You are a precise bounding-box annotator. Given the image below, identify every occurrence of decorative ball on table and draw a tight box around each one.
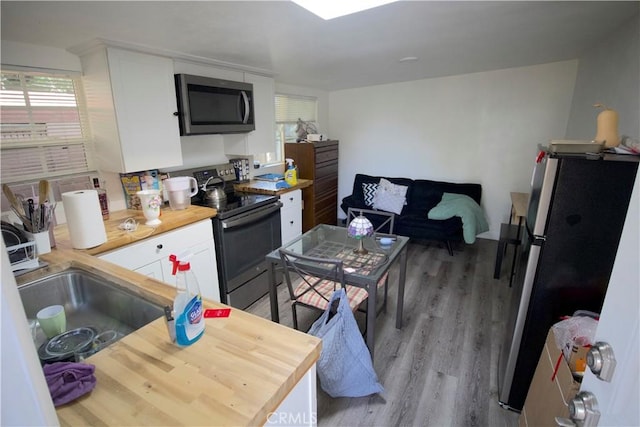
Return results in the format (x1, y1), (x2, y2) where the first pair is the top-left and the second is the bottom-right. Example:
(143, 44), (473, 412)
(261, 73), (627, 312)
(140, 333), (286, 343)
(347, 214), (374, 255)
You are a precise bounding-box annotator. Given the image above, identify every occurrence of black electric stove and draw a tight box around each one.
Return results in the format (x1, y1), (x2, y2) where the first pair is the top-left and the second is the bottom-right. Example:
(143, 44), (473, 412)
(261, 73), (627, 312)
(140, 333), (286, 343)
(193, 191), (278, 219)
(186, 165), (279, 219)
(167, 164), (282, 309)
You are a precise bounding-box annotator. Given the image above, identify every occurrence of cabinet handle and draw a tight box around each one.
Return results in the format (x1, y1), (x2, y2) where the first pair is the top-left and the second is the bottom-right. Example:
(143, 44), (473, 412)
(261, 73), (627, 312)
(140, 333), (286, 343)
(173, 112), (179, 116)
(289, 197), (294, 201)
(156, 244), (163, 249)
(290, 221), (294, 225)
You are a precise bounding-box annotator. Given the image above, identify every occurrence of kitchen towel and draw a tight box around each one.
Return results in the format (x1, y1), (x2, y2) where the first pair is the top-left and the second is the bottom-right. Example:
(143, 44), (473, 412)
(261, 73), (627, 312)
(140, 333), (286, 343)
(62, 190), (107, 249)
(44, 362), (96, 406)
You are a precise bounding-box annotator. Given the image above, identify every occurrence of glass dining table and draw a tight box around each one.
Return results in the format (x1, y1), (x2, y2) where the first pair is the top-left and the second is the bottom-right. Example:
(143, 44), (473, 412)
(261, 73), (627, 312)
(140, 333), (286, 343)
(266, 223), (409, 360)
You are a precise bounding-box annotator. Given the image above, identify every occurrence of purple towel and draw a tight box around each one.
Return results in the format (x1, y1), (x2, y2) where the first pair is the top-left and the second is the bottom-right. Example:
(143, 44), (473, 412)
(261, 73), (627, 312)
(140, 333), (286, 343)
(43, 362), (96, 406)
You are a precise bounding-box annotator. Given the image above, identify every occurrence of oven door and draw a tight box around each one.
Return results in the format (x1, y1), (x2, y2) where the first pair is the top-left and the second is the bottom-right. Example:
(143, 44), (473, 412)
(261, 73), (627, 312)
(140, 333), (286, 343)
(214, 202), (282, 305)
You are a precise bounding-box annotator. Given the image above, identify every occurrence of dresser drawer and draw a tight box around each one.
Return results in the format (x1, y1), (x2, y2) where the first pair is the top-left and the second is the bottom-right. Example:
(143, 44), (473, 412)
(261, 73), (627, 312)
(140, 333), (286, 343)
(315, 161), (338, 179)
(315, 147), (338, 164)
(315, 204), (337, 226)
(314, 175), (338, 198)
(314, 190), (337, 212)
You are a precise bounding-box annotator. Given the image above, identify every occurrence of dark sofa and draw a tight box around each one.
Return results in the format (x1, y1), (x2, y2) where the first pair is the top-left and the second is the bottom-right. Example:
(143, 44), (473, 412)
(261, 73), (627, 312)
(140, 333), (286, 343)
(340, 174), (483, 255)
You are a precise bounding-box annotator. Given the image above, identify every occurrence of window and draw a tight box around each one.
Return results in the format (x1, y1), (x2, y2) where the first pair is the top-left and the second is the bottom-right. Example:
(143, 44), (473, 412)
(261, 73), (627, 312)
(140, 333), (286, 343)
(0, 69), (94, 184)
(275, 94), (317, 149)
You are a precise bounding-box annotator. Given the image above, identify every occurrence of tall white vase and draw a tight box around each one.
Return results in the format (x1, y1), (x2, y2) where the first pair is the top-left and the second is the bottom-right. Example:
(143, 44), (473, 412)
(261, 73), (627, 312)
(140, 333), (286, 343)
(137, 189), (162, 227)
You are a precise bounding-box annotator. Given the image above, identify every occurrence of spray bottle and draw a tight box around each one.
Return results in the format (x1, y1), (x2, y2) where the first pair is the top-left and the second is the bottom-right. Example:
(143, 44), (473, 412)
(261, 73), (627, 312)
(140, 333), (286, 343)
(284, 158), (298, 186)
(169, 252), (205, 346)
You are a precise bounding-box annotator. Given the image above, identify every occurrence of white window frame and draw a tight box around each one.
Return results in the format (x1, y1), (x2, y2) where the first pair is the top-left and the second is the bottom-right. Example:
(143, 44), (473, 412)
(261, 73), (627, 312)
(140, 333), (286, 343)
(1, 68), (95, 185)
(275, 93), (318, 148)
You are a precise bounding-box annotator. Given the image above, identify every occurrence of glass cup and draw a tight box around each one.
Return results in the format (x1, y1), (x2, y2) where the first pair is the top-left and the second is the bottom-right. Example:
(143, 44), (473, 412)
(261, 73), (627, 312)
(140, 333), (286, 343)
(36, 305), (66, 339)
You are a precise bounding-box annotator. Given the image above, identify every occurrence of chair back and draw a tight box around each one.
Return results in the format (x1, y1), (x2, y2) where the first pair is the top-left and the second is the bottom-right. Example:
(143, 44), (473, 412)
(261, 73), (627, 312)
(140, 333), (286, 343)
(279, 248), (346, 305)
(347, 208), (395, 235)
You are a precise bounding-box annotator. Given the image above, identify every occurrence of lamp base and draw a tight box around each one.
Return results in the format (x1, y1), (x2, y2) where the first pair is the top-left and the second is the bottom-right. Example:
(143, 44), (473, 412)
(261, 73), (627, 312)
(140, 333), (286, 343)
(353, 239), (368, 255)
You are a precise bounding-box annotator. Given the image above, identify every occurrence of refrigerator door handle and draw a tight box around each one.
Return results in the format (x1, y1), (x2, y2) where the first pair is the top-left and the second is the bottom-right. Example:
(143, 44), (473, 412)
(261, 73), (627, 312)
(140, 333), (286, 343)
(499, 243), (542, 405)
(533, 157), (558, 236)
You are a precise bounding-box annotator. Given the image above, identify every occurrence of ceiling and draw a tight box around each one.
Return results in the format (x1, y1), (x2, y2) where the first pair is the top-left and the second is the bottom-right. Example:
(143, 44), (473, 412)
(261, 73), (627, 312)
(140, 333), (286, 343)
(1, 1), (638, 91)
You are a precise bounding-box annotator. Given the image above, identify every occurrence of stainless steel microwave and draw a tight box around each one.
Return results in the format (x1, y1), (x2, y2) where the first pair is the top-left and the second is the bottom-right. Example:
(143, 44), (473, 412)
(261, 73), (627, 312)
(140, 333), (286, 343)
(174, 74), (255, 135)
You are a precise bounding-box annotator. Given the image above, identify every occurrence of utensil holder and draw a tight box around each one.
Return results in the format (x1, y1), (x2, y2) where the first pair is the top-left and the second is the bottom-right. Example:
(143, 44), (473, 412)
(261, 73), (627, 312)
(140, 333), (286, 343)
(24, 230), (51, 255)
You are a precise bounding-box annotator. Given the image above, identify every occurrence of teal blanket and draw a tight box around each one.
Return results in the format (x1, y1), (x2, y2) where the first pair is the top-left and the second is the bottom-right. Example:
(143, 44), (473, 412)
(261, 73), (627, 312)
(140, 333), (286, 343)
(427, 193), (489, 244)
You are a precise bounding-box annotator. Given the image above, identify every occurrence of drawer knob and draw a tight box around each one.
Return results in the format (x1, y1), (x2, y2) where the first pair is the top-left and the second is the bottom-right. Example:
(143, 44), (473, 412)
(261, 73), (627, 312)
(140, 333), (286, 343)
(290, 221), (294, 224)
(156, 244), (163, 250)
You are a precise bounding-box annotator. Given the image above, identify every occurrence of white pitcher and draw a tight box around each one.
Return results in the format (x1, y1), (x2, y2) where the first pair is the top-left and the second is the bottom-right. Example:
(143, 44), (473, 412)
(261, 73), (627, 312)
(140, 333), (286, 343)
(164, 176), (198, 210)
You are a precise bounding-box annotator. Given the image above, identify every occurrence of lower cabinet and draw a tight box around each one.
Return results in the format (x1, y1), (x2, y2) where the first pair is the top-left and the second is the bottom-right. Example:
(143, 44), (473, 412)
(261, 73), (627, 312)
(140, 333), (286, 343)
(266, 364), (317, 427)
(280, 189), (302, 245)
(99, 219), (220, 302)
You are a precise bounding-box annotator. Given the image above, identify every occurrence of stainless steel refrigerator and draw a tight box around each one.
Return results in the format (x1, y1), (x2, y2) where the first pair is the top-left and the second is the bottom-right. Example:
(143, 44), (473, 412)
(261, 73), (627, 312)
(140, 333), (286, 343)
(498, 151), (639, 411)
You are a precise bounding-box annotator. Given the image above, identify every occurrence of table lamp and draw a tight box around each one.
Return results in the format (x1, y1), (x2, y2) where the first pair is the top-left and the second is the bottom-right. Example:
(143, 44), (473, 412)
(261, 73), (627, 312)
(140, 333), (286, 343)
(347, 213), (374, 254)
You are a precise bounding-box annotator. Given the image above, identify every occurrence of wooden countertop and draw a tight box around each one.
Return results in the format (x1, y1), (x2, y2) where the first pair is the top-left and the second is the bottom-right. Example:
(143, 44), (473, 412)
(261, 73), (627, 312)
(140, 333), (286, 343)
(53, 205), (217, 255)
(234, 179), (313, 196)
(22, 210), (321, 426)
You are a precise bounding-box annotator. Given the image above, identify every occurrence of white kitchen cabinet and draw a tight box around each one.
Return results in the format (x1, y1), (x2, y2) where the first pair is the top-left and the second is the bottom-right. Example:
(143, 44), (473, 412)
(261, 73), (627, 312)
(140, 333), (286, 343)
(266, 364), (317, 427)
(280, 189), (302, 245)
(99, 220), (220, 302)
(243, 73), (276, 159)
(80, 46), (183, 173)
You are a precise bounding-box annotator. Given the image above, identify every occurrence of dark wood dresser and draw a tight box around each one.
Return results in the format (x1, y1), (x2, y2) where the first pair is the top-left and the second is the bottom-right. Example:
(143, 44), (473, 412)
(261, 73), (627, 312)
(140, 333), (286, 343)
(285, 140), (339, 231)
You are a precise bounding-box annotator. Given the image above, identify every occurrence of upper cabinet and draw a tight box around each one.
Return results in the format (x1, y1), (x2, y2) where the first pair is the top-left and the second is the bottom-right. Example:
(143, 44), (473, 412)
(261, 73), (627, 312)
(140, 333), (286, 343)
(243, 73), (276, 161)
(80, 47), (183, 173)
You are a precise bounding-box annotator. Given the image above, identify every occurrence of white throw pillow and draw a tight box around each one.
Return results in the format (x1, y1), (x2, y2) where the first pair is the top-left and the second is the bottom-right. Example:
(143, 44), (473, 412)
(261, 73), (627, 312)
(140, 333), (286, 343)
(372, 179), (408, 214)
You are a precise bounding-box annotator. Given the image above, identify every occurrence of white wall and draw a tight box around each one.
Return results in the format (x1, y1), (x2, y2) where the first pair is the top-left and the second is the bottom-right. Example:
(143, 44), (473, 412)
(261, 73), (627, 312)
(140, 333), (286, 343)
(566, 14), (639, 140)
(328, 60), (579, 239)
(1, 40), (82, 72)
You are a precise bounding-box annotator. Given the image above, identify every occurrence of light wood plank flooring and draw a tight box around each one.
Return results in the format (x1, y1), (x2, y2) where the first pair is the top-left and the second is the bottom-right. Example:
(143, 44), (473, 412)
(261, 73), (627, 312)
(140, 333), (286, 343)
(246, 238), (520, 427)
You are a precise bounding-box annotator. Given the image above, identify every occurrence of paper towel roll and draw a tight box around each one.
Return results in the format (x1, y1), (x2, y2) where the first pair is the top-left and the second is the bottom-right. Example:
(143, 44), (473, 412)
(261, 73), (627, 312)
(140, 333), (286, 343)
(62, 190), (107, 249)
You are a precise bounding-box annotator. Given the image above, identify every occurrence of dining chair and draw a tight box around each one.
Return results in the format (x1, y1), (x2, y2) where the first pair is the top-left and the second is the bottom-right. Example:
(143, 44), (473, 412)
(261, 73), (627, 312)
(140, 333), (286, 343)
(347, 208), (395, 235)
(347, 208), (395, 312)
(279, 248), (369, 331)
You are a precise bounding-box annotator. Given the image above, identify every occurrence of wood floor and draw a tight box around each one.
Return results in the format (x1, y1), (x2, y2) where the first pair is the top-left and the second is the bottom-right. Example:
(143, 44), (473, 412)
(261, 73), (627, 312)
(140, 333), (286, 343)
(246, 238), (521, 427)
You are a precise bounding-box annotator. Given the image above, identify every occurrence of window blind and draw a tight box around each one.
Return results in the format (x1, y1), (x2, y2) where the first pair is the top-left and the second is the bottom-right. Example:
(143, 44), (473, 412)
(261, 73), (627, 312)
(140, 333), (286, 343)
(0, 70), (94, 183)
(275, 94), (317, 123)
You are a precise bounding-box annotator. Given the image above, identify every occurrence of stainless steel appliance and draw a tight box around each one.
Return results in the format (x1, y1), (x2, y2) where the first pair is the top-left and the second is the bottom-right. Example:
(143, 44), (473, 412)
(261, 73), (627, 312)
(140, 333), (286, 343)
(170, 163), (281, 310)
(174, 74), (255, 135)
(498, 151), (639, 411)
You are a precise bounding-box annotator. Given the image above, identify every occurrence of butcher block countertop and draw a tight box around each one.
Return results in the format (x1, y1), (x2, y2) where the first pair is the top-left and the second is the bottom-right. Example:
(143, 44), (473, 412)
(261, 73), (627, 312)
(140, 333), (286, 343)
(234, 179), (313, 196)
(53, 205), (218, 255)
(19, 208), (321, 426)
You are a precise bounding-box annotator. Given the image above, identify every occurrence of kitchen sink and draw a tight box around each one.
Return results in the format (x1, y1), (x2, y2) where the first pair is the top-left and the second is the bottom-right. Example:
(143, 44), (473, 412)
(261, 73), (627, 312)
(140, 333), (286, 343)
(19, 268), (165, 362)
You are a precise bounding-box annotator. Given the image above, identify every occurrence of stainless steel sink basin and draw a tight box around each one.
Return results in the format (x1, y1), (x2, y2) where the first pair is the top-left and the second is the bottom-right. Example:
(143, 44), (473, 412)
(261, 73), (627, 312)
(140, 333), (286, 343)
(19, 268), (165, 361)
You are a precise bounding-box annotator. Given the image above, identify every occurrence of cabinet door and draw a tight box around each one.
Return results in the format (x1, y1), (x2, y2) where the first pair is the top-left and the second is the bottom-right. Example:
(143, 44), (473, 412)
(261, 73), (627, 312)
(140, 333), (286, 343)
(280, 190), (302, 245)
(99, 220), (220, 302)
(107, 48), (182, 172)
(160, 239), (220, 302)
(134, 260), (165, 281)
(244, 73), (276, 159)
